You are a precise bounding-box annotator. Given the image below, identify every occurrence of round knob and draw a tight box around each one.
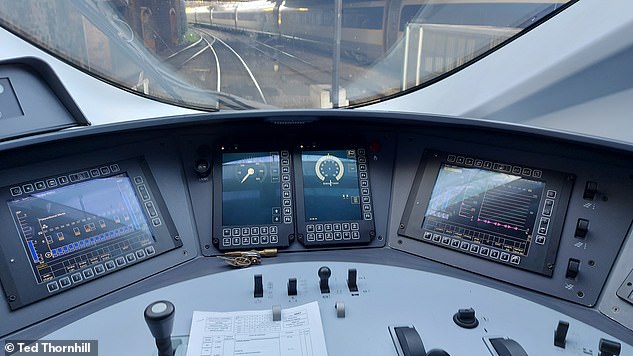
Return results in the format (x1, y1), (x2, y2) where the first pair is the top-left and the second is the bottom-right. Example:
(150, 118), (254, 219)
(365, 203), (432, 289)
(427, 349), (450, 356)
(144, 300), (175, 340)
(453, 308), (479, 329)
(194, 159), (211, 178)
(318, 266), (331, 279)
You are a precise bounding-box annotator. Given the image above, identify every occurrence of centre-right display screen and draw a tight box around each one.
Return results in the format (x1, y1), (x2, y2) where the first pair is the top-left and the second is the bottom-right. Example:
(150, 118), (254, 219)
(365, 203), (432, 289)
(423, 164), (544, 257)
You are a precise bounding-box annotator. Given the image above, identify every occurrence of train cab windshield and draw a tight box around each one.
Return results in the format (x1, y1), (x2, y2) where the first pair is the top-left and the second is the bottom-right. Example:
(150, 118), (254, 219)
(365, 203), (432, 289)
(0, 0), (571, 110)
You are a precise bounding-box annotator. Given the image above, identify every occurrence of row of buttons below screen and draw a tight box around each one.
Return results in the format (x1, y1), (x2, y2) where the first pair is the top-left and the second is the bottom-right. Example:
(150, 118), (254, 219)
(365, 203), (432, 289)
(45, 245), (156, 293)
(223, 235), (278, 246)
(307, 222), (360, 232)
(306, 231), (360, 241)
(223, 226), (279, 237)
(10, 164), (120, 196)
(423, 232), (521, 265)
(447, 155), (542, 179)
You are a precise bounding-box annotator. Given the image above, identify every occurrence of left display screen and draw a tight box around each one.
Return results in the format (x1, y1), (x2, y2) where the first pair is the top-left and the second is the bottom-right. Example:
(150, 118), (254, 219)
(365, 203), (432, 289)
(7, 175), (153, 284)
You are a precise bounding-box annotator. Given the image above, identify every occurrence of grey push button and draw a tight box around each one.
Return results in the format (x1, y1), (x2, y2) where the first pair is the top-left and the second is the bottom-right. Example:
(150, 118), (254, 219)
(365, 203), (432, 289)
(59, 277), (71, 288)
(46, 281), (60, 292)
(71, 273), (83, 283)
(115, 256), (126, 266)
(105, 260), (116, 270)
(83, 268), (95, 279)
(145, 201), (158, 217)
(94, 264), (106, 274)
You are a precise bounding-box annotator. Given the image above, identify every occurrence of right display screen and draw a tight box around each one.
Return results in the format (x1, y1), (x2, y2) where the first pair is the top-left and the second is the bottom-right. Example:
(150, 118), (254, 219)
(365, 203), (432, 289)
(302, 150), (362, 222)
(424, 164), (544, 256)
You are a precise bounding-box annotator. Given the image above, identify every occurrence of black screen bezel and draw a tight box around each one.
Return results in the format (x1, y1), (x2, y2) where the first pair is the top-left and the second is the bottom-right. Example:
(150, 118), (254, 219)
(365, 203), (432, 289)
(0, 158), (181, 310)
(398, 150), (574, 276)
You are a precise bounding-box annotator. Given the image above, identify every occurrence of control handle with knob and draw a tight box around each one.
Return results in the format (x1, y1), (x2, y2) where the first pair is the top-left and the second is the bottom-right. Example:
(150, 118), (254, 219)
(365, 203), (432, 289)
(144, 300), (176, 356)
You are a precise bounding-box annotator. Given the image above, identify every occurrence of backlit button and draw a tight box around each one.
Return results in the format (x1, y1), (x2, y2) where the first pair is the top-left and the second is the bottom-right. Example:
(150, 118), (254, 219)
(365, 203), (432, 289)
(441, 236), (450, 244)
(126, 253), (136, 262)
(451, 239), (460, 248)
(90, 169), (101, 177)
(352, 231), (360, 239)
(270, 235), (278, 243)
(307, 233), (315, 241)
(316, 225), (324, 232)
(35, 181), (46, 190)
(232, 237), (240, 245)
(58, 176), (69, 185)
(83, 269), (94, 278)
(547, 190), (557, 198)
(433, 234), (442, 242)
(533, 170), (542, 178)
(71, 273), (83, 283)
(261, 236), (269, 243)
(59, 277), (71, 288)
(152, 218), (161, 226)
(22, 184), (34, 193)
(223, 228), (231, 237)
(447, 155), (456, 162)
(500, 252), (510, 262)
(242, 228), (250, 236)
(423, 232), (432, 240)
(145, 246), (156, 255)
(474, 160), (483, 167)
(480, 247), (490, 256)
(465, 158), (474, 166)
(270, 226), (278, 234)
(307, 225), (315, 233)
(242, 237), (251, 245)
(47, 281), (60, 292)
(316, 233), (324, 241)
(110, 164), (120, 172)
(10, 186), (22, 196)
(115, 257), (126, 266)
(470, 245), (480, 253)
(325, 232), (333, 240)
(325, 224), (332, 231)
(284, 216), (292, 223)
(223, 238), (231, 246)
(535, 235), (546, 244)
(351, 223), (359, 230)
(105, 260), (116, 270)
(510, 255), (521, 265)
(342, 223), (350, 231)
(135, 250), (146, 259)
(343, 232), (351, 240)
(460, 242), (470, 250)
(251, 236), (260, 244)
(251, 227), (260, 235)
(334, 232), (342, 240)
(94, 264), (105, 274)
(489, 250), (500, 259)
(100, 167), (111, 175)
(522, 168), (532, 176)
(46, 178), (58, 187)
(261, 227), (269, 234)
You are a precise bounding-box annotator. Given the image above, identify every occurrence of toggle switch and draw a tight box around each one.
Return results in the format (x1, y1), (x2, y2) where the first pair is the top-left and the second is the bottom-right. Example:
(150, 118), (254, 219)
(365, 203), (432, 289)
(288, 278), (297, 296)
(575, 219), (589, 238)
(554, 320), (569, 348)
(583, 181), (598, 200)
(599, 338), (621, 356)
(319, 266), (331, 294)
(565, 259), (580, 279)
(254, 274), (263, 298)
(347, 268), (358, 292)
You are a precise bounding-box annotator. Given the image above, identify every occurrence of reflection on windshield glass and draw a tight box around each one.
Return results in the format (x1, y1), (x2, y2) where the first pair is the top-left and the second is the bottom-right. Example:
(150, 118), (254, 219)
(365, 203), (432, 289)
(0, 0), (569, 110)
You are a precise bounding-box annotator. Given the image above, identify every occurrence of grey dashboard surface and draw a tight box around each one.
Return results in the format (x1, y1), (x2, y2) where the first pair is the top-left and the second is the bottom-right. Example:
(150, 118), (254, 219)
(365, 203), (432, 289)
(0, 111), (632, 354)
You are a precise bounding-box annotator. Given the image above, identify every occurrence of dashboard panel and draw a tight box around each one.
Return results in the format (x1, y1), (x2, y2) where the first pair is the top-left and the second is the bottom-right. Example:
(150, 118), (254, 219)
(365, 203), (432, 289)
(0, 111), (632, 355)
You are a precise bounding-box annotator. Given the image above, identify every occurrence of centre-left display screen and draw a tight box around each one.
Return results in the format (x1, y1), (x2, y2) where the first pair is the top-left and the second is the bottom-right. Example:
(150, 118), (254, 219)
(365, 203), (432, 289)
(7, 175), (153, 285)
(222, 152), (282, 225)
(214, 150), (294, 251)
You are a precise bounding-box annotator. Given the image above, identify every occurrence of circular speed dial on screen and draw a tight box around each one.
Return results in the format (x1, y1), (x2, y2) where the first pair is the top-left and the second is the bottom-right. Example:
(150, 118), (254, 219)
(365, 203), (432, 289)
(236, 159), (267, 184)
(315, 154), (345, 186)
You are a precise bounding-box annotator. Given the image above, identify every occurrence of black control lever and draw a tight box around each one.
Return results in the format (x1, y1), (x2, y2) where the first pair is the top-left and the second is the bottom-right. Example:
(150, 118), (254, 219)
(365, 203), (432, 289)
(319, 266), (331, 294)
(394, 326), (426, 356)
(144, 300), (176, 356)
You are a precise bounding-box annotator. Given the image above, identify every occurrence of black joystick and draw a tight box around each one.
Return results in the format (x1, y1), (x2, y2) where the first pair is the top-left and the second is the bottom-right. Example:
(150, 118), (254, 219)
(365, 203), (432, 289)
(144, 300), (176, 356)
(319, 266), (331, 294)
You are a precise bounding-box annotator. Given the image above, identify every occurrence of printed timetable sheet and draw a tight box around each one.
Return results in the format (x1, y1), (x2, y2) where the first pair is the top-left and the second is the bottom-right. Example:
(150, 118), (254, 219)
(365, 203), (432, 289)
(185, 301), (328, 356)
